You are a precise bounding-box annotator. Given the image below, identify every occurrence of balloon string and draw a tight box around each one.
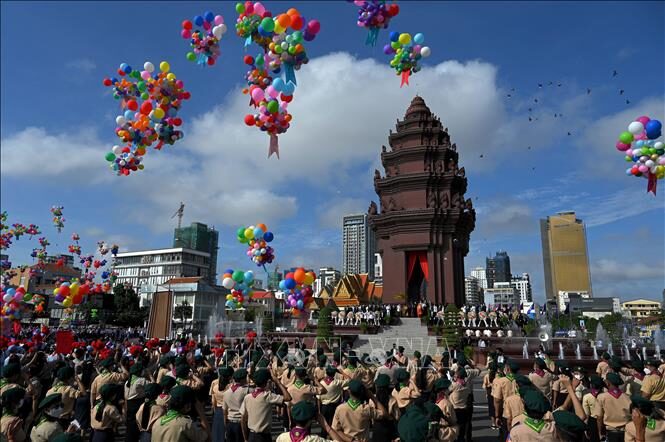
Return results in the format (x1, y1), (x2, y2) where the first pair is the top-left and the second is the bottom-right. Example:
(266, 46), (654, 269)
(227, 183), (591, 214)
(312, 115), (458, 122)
(268, 134), (280, 159)
(366, 28), (379, 46)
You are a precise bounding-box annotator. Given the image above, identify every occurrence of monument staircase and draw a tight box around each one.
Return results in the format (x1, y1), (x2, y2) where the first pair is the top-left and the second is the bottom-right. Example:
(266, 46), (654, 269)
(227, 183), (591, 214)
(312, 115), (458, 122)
(352, 317), (447, 357)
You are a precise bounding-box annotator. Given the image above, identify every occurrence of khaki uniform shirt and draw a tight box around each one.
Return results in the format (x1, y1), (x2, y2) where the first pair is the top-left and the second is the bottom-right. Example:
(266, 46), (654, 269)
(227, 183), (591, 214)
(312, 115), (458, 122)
(90, 371), (128, 402)
(46, 382), (81, 417)
(592, 391), (631, 429)
(135, 402), (166, 432)
(582, 392), (599, 417)
(492, 376), (517, 402)
(287, 382), (319, 405)
(503, 394), (525, 426)
(156, 367), (171, 384)
(0, 415), (26, 442)
(209, 379), (226, 408)
(391, 385), (421, 409)
(508, 419), (556, 442)
(641, 373), (665, 401)
(625, 373), (644, 398)
(312, 367), (327, 383)
(90, 403), (123, 430)
(151, 413), (206, 442)
(529, 371), (556, 401)
(176, 376), (204, 391)
(30, 419), (63, 442)
(624, 410), (665, 442)
(239, 390), (284, 433)
(449, 380), (472, 409)
(332, 401), (381, 442)
(223, 384), (251, 422)
(436, 397), (459, 442)
(596, 361), (610, 379)
(280, 369), (295, 387)
(319, 378), (346, 405)
(125, 376), (148, 400)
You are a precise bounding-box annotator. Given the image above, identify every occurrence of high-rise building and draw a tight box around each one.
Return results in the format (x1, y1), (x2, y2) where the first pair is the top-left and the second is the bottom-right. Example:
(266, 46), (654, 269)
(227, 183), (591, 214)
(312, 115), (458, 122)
(486, 251), (511, 288)
(373, 253), (383, 284)
(510, 273), (533, 304)
(470, 267), (487, 290)
(313, 267), (341, 296)
(115, 247), (212, 307)
(464, 276), (480, 305)
(342, 214), (375, 278)
(173, 222), (219, 284)
(484, 282), (520, 308)
(540, 212), (592, 301)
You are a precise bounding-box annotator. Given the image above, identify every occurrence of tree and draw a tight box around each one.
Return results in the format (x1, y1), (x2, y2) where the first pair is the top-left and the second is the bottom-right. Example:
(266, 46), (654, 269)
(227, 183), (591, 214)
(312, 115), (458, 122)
(441, 305), (460, 349)
(317, 306), (334, 339)
(109, 284), (146, 327)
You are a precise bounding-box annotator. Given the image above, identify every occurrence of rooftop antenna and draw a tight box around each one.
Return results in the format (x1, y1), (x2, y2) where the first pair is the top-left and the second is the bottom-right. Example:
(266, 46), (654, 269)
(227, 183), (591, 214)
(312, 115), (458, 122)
(171, 202), (185, 229)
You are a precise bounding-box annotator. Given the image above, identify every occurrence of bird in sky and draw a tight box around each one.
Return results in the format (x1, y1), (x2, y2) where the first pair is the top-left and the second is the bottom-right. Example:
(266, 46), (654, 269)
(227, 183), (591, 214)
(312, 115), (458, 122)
(619, 89), (624, 95)
(529, 116), (533, 122)
(479, 154), (484, 158)
(626, 99), (631, 105)
(567, 131), (572, 136)
(528, 107), (533, 112)
(534, 98), (539, 103)
(507, 94), (512, 98)
(587, 88), (592, 94)
(557, 83), (562, 87)
(538, 83), (543, 88)
(612, 69), (618, 77)
(527, 146), (532, 150)
(548, 81), (553, 86)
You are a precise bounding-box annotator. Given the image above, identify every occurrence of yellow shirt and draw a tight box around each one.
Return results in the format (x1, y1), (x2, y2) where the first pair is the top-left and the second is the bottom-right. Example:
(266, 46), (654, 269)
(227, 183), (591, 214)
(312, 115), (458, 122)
(641, 373), (665, 401)
(592, 391), (631, 429)
(46, 382), (81, 417)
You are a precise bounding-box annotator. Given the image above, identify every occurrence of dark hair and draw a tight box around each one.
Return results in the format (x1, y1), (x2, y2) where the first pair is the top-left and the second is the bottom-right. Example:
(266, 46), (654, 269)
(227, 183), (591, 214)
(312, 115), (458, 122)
(140, 389), (161, 429)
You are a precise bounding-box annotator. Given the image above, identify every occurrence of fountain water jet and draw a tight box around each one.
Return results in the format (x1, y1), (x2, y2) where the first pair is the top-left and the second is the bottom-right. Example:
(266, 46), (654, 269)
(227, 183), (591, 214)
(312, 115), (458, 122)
(523, 340), (529, 359)
(592, 342), (598, 360)
(559, 342), (565, 360)
(595, 323), (608, 349)
(608, 342), (614, 357)
(642, 347), (647, 361)
(575, 343), (581, 360)
(623, 344), (630, 361)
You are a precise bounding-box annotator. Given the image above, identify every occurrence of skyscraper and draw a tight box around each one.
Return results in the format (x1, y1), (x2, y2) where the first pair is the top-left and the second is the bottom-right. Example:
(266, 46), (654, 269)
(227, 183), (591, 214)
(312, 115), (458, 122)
(540, 211), (592, 301)
(342, 214), (375, 278)
(470, 267), (488, 290)
(511, 273), (533, 304)
(464, 276), (480, 305)
(486, 251), (511, 288)
(173, 222), (219, 284)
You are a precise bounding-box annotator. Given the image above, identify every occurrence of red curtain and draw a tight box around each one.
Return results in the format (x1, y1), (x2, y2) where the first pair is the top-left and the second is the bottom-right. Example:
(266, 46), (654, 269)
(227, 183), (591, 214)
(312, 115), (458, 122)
(407, 251), (429, 282)
(407, 252), (419, 281)
(418, 252), (429, 281)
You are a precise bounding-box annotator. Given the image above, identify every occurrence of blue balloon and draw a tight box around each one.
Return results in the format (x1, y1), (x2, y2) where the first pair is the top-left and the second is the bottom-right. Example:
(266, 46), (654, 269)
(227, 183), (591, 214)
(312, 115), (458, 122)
(194, 15), (204, 26)
(283, 82), (295, 95)
(635, 140), (644, 147)
(272, 78), (285, 91)
(124, 110), (133, 120)
(285, 278), (296, 290)
(279, 280), (286, 290)
(413, 33), (425, 45)
(647, 129), (662, 140)
(390, 31), (399, 42)
(204, 11), (214, 22)
(263, 232), (274, 242)
(244, 271), (254, 283)
(225, 268), (234, 275)
(110, 77), (119, 84)
(253, 227), (264, 238)
(7, 288), (16, 296)
(646, 119), (662, 133)
(119, 63), (128, 72)
(123, 65), (132, 74)
(297, 300), (304, 309)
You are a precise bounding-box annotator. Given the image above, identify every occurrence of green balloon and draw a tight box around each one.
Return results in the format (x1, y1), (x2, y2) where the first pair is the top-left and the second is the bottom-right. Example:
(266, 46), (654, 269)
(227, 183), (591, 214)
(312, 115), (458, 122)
(141, 92), (149, 100)
(235, 2), (245, 14)
(232, 270), (245, 283)
(137, 81), (146, 91)
(105, 152), (116, 162)
(186, 52), (196, 61)
(267, 100), (279, 114)
(260, 17), (275, 32)
(292, 31), (303, 43)
(619, 131), (634, 144)
(237, 227), (246, 236)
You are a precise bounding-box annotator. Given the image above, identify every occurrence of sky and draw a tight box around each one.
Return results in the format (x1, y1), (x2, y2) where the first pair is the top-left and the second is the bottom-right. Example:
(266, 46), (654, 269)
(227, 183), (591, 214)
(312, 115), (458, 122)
(1, 1), (664, 303)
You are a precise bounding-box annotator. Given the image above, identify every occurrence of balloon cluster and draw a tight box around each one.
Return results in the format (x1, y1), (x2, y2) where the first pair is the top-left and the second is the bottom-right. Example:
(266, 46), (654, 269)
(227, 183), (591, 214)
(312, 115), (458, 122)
(1, 213), (41, 249)
(235, 1), (273, 49)
(352, 0), (400, 46)
(616, 116), (664, 194)
(237, 223), (275, 267)
(221, 269), (256, 309)
(67, 235), (118, 289)
(279, 267), (315, 315)
(102, 61), (191, 176)
(384, 31), (431, 87)
(182, 12), (227, 66)
(53, 279), (91, 308)
(50, 206), (65, 232)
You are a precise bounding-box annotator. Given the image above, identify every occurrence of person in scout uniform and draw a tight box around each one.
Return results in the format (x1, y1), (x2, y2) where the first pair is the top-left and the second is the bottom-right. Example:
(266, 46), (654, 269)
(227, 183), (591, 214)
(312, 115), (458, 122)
(530, 358), (557, 402)
(373, 352), (396, 387)
(449, 365), (479, 442)
(503, 375), (534, 427)
(641, 359), (665, 409)
(225, 368), (251, 442)
(135, 383), (164, 442)
(210, 366), (233, 442)
(1, 387), (27, 442)
(151, 385), (207, 442)
(394, 346), (407, 367)
(582, 374), (604, 442)
(625, 394), (665, 442)
(89, 358), (128, 406)
(341, 354), (368, 388)
(592, 372), (631, 442)
(507, 389), (555, 442)
(391, 368), (421, 414)
(0, 363), (22, 395)
(46, 366), (85, 420)
(288, 366), (326, 407)
(371, 373), (398, 441)
(281, 364), (297, 387)
(124, 363), (148, 442)
(597, 352), (611, 379)
(319, 366), (348, 438)
(332, 379), (387, 442)
(407, 351), (421, 378)
(156, 355), (175, 384)
(30, 393), (66, 442)
(175, 363), (204, 390)
(551, 410), (589, 442)
(90, 384), (123, 442)
(433, 378), (458, 442)
(552, 360), (573, 409)
(607, 358), (632, 393)
(396, 399), (441, 442)
(625, 359), (646, 398)
(493, 359), (519, 439)
(313, 355), (328, 383)
(157, 375), (177, 409)
(240, 368), (292, 442)
(276, 401), (352, 442)
(483, 361), (498, 428)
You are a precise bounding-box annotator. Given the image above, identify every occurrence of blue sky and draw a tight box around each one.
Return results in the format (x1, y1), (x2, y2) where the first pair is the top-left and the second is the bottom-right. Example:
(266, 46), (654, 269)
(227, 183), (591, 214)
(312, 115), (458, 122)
(2, 1), (664, 302)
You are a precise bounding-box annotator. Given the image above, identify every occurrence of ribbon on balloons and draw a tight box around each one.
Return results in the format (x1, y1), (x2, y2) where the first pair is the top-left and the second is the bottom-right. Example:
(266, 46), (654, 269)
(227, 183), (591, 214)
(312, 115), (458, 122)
(269, 134), (280, 159)
(401, 71), (410, 87)
(648, 173), (657, 195)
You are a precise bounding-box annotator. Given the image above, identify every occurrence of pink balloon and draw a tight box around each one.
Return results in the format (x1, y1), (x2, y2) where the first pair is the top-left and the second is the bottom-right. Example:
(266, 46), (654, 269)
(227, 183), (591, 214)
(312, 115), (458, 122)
(636, 133), (648, 140)
(254, 2), (265, 16)
(307, 19), (321, 34)
(638, 165), (649, 173)
(616, 142), (631, 151)
(245, 3), (254, 14)
(141, 71), (151, 80)
(203, 21), (211, 31)
(181, 29), (191, 39)
(266, 85), (278, 98)
(626, 149), (634, 156)
(658, 157), (665, 165)
(636, 116), (651, 125)
(251, 88), (264, 102)
(214, 15), (224, 25)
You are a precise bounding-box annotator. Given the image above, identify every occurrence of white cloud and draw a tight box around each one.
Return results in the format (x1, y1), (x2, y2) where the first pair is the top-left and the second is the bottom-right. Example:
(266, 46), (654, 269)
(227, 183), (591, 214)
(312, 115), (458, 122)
(474, 201), (536, 237)
(592, 258), (664, 282)
(65, 59), (96, 73)
(317, 198), (367, 229)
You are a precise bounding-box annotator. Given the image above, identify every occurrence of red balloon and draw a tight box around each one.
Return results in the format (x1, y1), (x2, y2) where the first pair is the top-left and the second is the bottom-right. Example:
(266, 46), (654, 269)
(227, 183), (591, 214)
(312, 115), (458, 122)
(127, 100), (138, 111)
(182, 20), (193, 30)
(140, 101), (152, 115)
(244, 55), (255, 65)
(59, 286), (70, 297)
(207, 57), (215, 66)
(103, 78), (112, 86)
(244, 115), (256, 126)
(281, 94), (293, 103)
(291, 15), (304, 30)
(173, 118), (183, 126)
(388, 4), (400, 16)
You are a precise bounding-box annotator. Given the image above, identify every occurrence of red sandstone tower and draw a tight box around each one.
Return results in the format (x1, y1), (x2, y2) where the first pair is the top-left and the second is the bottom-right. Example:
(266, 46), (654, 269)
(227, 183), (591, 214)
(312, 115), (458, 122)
(368, 96), (475, 307)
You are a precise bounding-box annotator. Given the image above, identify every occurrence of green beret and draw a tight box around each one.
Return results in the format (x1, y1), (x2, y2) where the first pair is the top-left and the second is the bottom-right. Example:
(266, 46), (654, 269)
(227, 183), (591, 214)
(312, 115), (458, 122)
(522, 389), (551, 414)
(375, 374), (391, 388)
(601, 352), (610, 360)
(347, 355), (358, 365)
(99, 384), (118, 401)
(413, 351), (421, 359)
(515, 374), (532, 388)
(1, 363), (20, 378)
(631, 360), (644, 371)
(434, 378), (451, 392)
(175, 365), (190, 379)
(256, 359), (269, 369)
(348, 379), (365, 396)
(572, 366), (586, 374)
(1, 387), (25, 405)
(508, 360), (521, 373)
(159, 376), (177, 390)
(252, 369), (270, 385)
(169, 385), (194, 408)
(159, 355), (173, 367)
(130, 363), (144, 376)
(144, 383), (162, 400)
(589, 375), (604, 390)
(291, 401), (316, 423)
(553, 410), (587, 433)
(630, 394), (654, 415)
(535, 359), (547, 369)
(609, 360), (622, 371)
(646, 359), (660, 367)
(457, 367), (468, 378)
(325, 366), (338, 377)
(218, 367), (234, 378)
(395, 368), (410, 382)
(57, 366), (75, 381)
(488, 362), (497, 371)
(606, 372), (624, 386)
(52, 434), (83, 442)
(295, 367), (307, 377)
(385, 351), (394, 360)
(398, 405), (429, 442)
(233, 368), (248, 381)
(99, 358), (115, 369)
(38, 393), (62, 410)
(497, 362), (505, 370)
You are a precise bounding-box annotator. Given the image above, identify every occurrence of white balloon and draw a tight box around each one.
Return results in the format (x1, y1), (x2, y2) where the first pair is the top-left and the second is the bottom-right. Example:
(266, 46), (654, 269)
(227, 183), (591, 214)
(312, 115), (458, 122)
(220, 23), (227, 34)
(655, 141), (664, 149)
(420, 46), (431, 58)
(115, 116), (126, 126)
(628, 121), (644, 135)
(144, 62), (154, 73)
(222, 277), (235, 289)
(213, 26), (223, 39)
(112, 145), (122, 155)
(645, 160), (655, 168)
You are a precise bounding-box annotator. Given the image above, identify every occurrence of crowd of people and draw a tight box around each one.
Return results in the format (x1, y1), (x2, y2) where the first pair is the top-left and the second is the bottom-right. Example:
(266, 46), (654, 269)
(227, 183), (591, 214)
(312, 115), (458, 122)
(1, 328), (664, 442)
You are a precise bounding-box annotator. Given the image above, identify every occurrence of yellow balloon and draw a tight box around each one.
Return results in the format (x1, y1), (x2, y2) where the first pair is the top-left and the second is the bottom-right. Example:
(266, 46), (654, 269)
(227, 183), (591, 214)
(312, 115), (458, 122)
(244, 228), (254, 240)
(53, 288), (60, 296)
(63, 298), (73, 308)
(159, 61), (170, 73)
(398, 33), (411, 45)
(138, 164), (145, 170)
(226, 294), (233, 301)
(69, 283), (79, 296)
(303, 273), (314, 285)
(274, 23), (285, 34)
(153, 108), (165, 119)
(166, 73), (176, 81)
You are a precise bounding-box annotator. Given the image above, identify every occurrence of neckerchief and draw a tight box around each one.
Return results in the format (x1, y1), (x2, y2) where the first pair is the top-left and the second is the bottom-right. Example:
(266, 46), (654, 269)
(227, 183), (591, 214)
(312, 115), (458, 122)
(130, 375), (141, 386)
(647, 418), (656, 431)
(52, 381), (65, 391)
(347, 398), (362, 411)
(294, 379), (305, 389)
(436, 392), (447, 403)
(607, 387), (622, 399)
(0, 379), (7, 388)
(346, 365), (356, 372)
(505, 373), (515, 382)
(524, 417), (545, 433)
(590, 388), (600, 397)
(399, 383), (408, 390)
(324, 376), (334, 384)
(456, 378), (466, 386)
(251, 388), (264, 398)
(533, 369), (544, 377)
(289, 425), (310, 442)
(36, 416), (48, 427)
(160, 409), (180, 425)
(230, 383), (241, 393)
(633, 372), (645, 381)
(384, 362), (393, 369)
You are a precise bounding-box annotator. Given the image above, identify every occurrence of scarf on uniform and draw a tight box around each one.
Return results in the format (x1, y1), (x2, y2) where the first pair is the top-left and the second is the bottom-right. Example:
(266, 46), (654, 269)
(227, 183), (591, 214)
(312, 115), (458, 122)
(160, 409), (180, 425)
(231, 383), (241, 392)
(607, 387), (622, 399)
(347, 398), (362, 411)
(324, 376), (334, 384)
(590, 388), (600, 397)
(251, 388), (264, 398)
(505, 373), (515, 382)
(293, 379), (305, 389)
(524, 416), (545, 433)
(633, 372), (645, 381)
(647, 418), (656, 431)
(533, 369), (544, 377)
(289, 426), (310, 442)
(456, 378), (467, 386)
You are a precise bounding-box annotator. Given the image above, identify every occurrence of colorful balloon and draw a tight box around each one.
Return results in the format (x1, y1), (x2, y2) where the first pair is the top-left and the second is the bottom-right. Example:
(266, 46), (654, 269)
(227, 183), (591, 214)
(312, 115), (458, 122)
(617, 116), (664, 194)
(237, 223), (276, 267)
(182, 12), (226, 66)
(384, 31), (431, 87)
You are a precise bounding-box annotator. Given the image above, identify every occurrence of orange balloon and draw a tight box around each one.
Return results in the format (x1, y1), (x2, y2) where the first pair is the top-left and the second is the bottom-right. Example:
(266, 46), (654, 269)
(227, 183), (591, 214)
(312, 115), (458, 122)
(295, 43), (304, 54)
(287, 8), (299, 17)
(293, 268), (306, 284)
(277, 14), (291, 28)
(291, 15), (303, 30)
(257, 223), (268, 231)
